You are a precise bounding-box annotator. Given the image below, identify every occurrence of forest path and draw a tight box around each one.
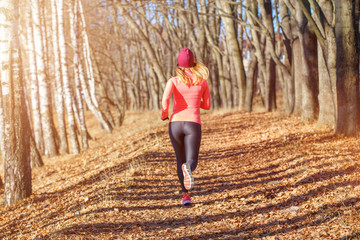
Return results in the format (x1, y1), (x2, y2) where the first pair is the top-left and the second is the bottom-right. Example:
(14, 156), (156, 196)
(0, 110), (359, 239)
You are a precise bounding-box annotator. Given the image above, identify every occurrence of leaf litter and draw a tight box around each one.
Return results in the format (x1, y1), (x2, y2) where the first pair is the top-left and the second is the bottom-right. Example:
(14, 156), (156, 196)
(0, 110), (359, 239)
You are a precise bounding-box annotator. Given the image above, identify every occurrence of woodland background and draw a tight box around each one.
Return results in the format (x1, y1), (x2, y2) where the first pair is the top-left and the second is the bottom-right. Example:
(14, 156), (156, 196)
(0, 0), (359, 237)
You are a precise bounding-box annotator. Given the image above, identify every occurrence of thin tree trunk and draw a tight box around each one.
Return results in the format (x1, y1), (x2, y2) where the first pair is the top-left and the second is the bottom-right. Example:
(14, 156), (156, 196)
(217, 0), (246, 109)
(30, 135), (44, 168)
(51, 0), (68, 155)
(203, 0), (222, 108)
(93, 55), (116, 127)
(258, 0), (277, 112)
(77, 0), (112, 133)
(33, 0), (58, 157)
(26, 7), (44, 155)
(70, 0), (88, 149)
(0, 74), (4, 189)
(79, 0), (100, 109)
(115, 4), (166, 90)
(245, 50), (258, 112)
(57, 0), (80, 154)
(78, 54), (113, 133)
(279, 0), (294, 115)
(246, 0), (266, 105)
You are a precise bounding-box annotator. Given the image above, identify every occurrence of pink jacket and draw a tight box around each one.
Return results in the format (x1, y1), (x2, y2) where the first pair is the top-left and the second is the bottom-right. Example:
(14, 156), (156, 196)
(161, 74), (211, 124)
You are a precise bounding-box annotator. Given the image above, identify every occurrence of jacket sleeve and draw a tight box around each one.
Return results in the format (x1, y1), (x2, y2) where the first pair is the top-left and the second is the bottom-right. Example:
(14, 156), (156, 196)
(161, 78), (175, 120)
(200, 80), (211, 110)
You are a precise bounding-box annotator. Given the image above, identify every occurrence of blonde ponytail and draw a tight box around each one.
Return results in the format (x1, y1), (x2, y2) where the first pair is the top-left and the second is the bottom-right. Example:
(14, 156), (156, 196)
(176, 61), (209, 86)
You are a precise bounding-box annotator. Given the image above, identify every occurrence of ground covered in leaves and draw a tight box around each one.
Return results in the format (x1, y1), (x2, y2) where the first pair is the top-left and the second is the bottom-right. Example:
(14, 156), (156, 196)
(0, 110), (359, 239)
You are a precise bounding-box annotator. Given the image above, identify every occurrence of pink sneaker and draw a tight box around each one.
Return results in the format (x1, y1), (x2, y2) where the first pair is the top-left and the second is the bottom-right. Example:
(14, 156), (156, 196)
(182, 163), (194, 190)
(182, 193), (191, 205)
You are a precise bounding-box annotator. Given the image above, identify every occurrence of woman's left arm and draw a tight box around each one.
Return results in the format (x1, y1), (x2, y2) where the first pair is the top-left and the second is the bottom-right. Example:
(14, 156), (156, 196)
(200, 80), (211, 110)
(161, 78), (175, 120)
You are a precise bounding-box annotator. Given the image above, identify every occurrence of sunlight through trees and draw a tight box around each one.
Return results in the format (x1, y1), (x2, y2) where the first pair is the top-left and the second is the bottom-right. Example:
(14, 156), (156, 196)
(0, 0), (359, 205)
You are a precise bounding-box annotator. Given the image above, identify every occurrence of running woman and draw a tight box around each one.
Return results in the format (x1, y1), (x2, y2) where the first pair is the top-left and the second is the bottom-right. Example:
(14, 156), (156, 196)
(161, 48), (211, 205)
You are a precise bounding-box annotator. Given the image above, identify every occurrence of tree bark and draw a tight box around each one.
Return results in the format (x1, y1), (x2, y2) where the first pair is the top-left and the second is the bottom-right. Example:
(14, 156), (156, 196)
(51, 0), (68, 155)
(25, 8), (44, 155)
(290, 1), (318, 121)
(1, 0), (32, 205)
(258, 0), (277, 112)
(30, 135), (44, 168)
(278, 0), (294, 114)
(246, 0), (266, 106)
(78, 0), (113, 133)
(245, 49), (258, 112)
(33, 0), (58, 157)
(335, 0), (360, 135)
(216, 0), (246, 109)
(57, 0), (80, 154)
(70, 0), (89, 149)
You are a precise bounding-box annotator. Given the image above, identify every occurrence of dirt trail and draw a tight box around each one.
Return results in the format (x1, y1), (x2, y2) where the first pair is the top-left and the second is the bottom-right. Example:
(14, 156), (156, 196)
(0, 110), (359, 239)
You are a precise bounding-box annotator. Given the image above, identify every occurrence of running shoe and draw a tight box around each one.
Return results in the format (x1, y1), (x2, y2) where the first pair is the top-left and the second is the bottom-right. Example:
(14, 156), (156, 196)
(182, 163), (194, 190)
(182, 193), (191, 205)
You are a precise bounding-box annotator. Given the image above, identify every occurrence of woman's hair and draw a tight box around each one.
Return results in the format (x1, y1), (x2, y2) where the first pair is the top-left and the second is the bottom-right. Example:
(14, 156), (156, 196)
(176, 61), (209, 86)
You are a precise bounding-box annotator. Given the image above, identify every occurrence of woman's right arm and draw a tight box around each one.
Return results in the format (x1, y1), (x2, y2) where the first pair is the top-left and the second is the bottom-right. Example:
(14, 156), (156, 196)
(161, 78), (175, 120)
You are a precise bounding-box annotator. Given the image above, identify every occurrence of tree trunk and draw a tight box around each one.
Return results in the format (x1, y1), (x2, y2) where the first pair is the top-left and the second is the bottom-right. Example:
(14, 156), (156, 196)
(78, 0), (112, 133)
(202, 0), (222, 108)
(79, 0), (101, 109)
(0, 72), (4, 189)
(258, 0), (277, 112)
(217, 0), (247, 109)
(335, 0), (360, 135)
(25, 7), (44, 155)
(245, 50), (258, 112)
(78, 54), (112, 133)
(300, 26), (319, 122)
(70, 0), (89, 149)
(51, 0), (68, 155)
(278, 0), (294, 114)
(30, 135), (44, 168)
(246, 0), (266, 106)
(292, 37), (303, 115)
(298, 0), (337, 126)
(291, 1), (318, 121)
(33, 0), (58, 157)
(57, 0), (80, 154)
(1, 0), (32, 205)
(318, 43), (336, 125)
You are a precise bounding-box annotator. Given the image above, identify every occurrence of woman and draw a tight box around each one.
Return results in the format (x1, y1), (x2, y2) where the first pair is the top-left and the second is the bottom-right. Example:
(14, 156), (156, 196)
(161, 48), (211, 205)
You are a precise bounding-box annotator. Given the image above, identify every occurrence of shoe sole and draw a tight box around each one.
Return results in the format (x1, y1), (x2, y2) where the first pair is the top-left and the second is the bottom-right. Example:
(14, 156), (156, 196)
(182, 200), (191, 205)
(182, 163), (194, 190)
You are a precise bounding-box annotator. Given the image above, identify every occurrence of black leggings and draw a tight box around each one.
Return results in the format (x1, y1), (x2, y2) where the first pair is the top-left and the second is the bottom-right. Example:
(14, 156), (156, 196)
(169, 121), (201, 192)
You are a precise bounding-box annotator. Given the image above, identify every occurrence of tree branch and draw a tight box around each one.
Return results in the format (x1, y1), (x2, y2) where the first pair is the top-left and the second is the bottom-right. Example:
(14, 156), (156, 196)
(297, 0), (326, 49)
